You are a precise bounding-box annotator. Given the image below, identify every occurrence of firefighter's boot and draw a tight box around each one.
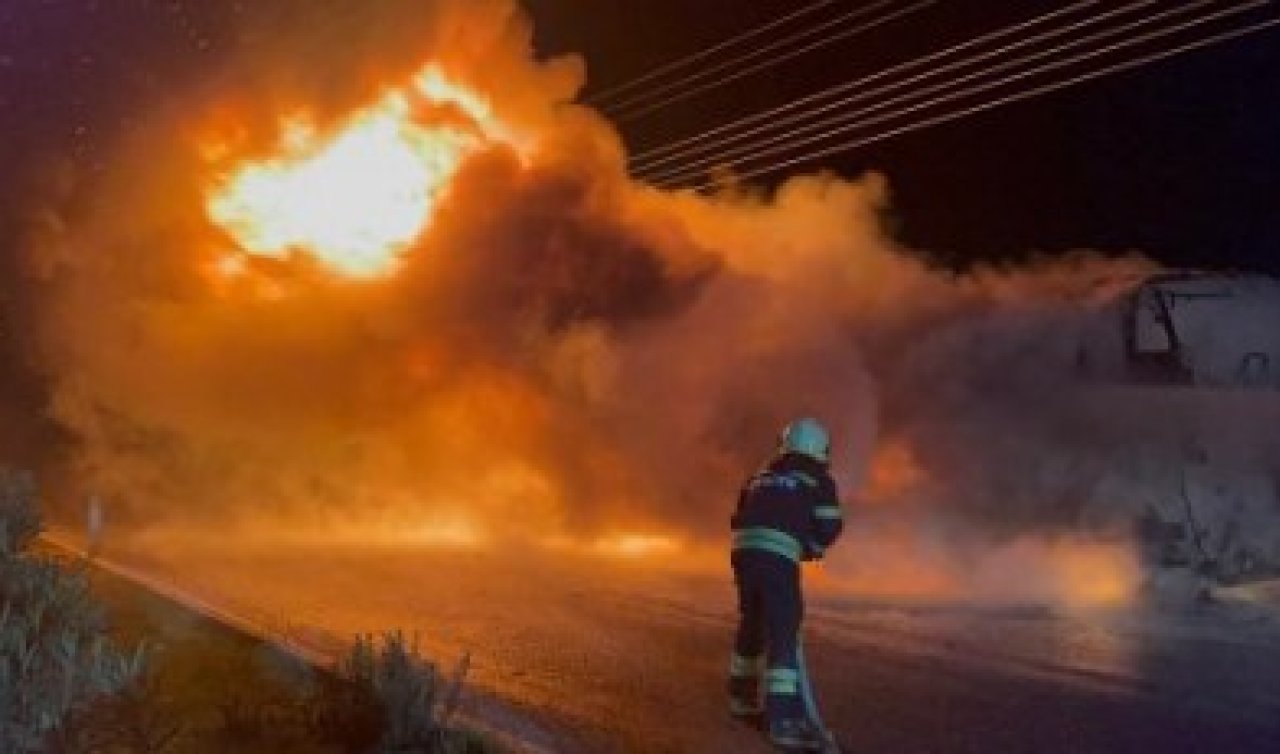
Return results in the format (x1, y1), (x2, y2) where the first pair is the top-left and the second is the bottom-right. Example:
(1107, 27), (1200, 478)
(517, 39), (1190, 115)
(768, 717), (826, 752)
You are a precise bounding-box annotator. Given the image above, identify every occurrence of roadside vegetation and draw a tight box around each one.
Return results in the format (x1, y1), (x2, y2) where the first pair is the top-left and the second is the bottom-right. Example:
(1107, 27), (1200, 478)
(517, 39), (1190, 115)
(0, 471), (147, 752)
(1, 470), (500, 753)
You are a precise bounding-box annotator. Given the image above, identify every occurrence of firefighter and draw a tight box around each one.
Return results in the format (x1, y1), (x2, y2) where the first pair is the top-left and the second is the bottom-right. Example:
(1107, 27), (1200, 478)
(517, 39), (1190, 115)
(728, 417), (844, 751)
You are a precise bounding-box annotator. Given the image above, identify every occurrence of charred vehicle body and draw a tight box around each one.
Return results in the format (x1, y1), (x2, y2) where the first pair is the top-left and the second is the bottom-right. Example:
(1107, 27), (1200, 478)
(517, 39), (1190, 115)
(1078, 272), (1280, 585)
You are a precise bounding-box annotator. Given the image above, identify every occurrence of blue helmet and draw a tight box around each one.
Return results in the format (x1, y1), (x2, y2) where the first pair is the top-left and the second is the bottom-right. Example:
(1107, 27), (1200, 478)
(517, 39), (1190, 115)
(779, 418), (830, 464)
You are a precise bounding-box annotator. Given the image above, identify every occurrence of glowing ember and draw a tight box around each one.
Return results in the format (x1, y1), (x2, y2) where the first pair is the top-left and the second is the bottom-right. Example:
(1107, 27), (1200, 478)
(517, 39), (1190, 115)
(206, 65), (512, 278)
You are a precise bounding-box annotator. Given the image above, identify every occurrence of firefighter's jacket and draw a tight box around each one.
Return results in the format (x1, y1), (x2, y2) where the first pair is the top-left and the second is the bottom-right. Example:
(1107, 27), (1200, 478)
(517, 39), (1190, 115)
(731, 453), (843, 563)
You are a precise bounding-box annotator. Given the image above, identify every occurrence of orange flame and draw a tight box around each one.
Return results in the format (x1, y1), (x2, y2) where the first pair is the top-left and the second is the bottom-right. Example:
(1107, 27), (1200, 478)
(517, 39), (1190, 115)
(205, 64), (518, 278)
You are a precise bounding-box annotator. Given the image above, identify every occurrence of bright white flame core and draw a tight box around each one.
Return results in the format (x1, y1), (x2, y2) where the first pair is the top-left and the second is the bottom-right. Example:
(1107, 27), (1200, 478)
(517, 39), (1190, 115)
(207, 65), (510, 278)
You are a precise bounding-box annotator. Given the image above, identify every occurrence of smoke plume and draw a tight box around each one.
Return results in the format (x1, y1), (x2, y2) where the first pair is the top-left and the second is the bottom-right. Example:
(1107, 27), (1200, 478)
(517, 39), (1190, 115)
(14, 0), (1276, 604)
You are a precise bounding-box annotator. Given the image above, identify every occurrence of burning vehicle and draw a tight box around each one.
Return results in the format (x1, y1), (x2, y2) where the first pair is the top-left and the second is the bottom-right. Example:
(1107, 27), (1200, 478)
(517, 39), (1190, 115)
(1078, 272), (1280, 585)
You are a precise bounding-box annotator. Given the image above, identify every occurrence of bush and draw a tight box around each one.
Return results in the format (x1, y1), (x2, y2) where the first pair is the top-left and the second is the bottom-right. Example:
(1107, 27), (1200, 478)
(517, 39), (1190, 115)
(218, 631), (497, 753)
(0, 472), (40, 558)
(312, 631), (492, 754)
(0, 471), (150, 753)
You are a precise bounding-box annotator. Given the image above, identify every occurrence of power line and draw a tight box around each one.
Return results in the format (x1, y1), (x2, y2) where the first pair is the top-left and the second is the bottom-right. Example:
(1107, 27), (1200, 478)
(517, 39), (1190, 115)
(606, 0), (894, 115)
(678, 14), (1279, 191)
(630, 0), (1100, 170)
(611, 0), (935, 123)
(657, 1), (1261, 188)
(604, 0), (897, 115)
(651, 1), (1265, 188)
(632, 0), (1124, 175)
(642, 0), (1182, 184)
(587, 0), (841, 106)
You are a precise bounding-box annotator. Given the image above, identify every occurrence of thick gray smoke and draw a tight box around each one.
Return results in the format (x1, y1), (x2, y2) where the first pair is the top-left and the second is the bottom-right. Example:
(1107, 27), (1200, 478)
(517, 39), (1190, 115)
(9, 0), (1278, 604)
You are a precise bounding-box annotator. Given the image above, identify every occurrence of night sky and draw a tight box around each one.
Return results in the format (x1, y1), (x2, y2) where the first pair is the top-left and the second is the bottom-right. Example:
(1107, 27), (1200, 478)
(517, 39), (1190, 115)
(2, 0), (1277, 272)
(0, 1), (235, 179)
(524, 0), (1280, 272)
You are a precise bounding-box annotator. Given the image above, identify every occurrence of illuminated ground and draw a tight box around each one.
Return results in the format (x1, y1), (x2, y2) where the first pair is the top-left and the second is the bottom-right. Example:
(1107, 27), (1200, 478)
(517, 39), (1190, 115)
(88, 532), (1280, 753)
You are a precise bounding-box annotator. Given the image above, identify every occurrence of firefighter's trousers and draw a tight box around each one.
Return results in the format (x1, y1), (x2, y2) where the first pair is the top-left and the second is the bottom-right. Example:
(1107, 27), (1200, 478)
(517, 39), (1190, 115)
(729, 549), (806, 723)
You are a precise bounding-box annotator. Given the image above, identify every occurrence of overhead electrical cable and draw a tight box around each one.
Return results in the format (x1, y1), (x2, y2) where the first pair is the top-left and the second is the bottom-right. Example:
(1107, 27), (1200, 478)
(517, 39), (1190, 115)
(587, 0), (841, 106)
(649, 1), (1268, 188)
(641, 0), (1184, 184)
(610, 0), (936, 122)
(676, 12), (1278, 190)
(605, 0), (897, 115)
(632, 0), (1134, 175)
(630, 0), (1101, 169)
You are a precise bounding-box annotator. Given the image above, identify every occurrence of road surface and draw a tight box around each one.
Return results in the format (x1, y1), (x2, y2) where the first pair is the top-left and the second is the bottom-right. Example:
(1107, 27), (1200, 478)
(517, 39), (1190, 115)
(89, 531), (1280, 753)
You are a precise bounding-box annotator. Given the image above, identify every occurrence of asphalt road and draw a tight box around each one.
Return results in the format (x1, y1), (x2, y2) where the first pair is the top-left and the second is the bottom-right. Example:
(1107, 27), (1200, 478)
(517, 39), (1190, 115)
(93, 532), (1280, 753)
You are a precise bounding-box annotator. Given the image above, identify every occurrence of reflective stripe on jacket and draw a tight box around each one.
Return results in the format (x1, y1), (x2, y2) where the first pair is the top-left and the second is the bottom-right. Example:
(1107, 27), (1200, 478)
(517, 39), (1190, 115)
(732, 526), (804, 563)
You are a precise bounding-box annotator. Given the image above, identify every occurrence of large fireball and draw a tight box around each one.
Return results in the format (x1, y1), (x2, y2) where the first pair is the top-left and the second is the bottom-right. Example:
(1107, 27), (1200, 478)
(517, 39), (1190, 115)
(206, 65), (514, 278)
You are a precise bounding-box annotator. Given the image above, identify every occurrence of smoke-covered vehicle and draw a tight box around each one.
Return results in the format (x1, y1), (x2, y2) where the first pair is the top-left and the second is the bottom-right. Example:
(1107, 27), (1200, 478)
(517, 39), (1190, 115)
(1078, 272), (1280, 586)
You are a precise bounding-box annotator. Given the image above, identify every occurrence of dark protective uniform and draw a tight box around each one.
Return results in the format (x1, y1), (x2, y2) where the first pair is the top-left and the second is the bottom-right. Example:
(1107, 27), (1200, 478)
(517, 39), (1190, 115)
(728, 452), (843, 725)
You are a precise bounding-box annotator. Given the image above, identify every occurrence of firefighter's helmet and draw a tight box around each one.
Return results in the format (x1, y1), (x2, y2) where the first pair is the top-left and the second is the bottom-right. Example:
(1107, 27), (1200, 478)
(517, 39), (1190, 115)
(779, 418), (830, 464)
